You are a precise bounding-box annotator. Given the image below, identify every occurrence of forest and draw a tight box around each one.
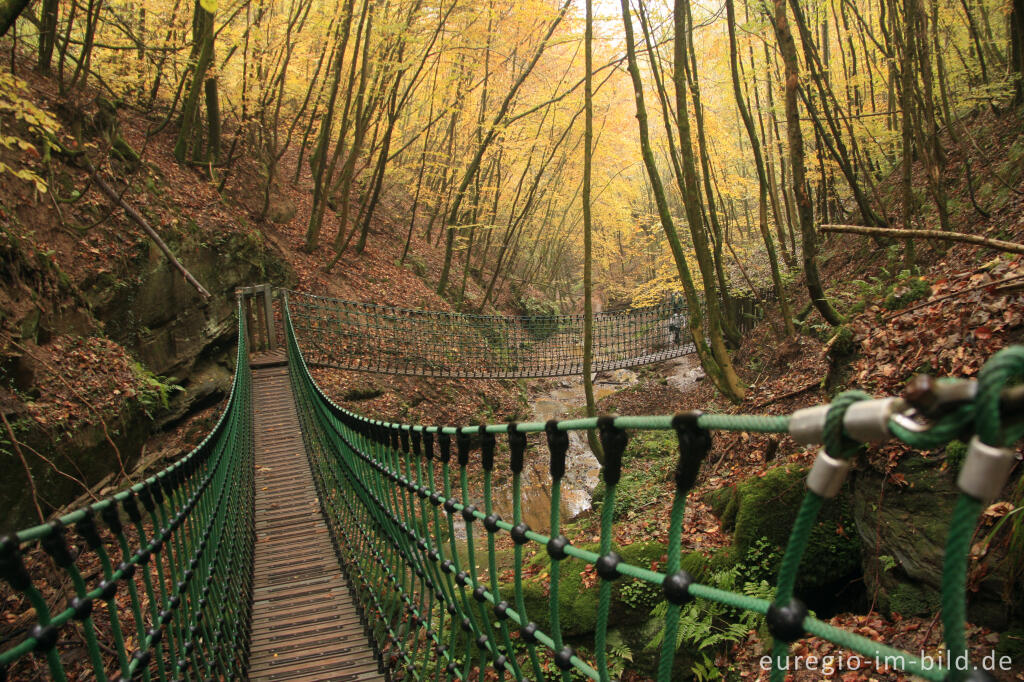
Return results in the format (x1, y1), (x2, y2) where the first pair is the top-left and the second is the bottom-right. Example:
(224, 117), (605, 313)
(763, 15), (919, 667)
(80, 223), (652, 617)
(0, 0), (1023, 679)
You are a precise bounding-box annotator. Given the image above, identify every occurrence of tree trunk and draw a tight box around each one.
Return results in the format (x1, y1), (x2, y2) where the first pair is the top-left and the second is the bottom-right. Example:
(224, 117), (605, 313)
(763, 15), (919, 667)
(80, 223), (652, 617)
(772, 0), (843, 326)
(37, 0), (58, 74)
(582, 0), (604, 466)
(174, 3), (214, 164)
(725, 0), (794, 336)
(437, 0), (572, 297)
(0, 0), (30, 37)
(619, 0), (743, 403)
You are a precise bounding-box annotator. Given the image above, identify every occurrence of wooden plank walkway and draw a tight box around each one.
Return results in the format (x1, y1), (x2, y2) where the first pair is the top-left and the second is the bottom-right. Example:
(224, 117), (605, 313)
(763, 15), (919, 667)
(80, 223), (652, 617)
(249, 352), (385, 682)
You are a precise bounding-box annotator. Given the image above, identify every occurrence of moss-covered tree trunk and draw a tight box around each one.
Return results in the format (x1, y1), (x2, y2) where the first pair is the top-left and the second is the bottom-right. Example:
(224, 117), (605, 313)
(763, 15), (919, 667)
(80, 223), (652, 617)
(618, 0), (743, 403)
(725, 0), (794, 336)
(582, 0), (603, 463)
(174, 2), (215, 165)
(37, 0), (59, 74)
(772, 0), (843, 327)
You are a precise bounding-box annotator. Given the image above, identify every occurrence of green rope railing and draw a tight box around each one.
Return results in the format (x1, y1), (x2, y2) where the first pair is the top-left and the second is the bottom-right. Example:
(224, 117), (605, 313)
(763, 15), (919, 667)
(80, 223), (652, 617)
(283, 290), (1023, 682)
(2, 287), (1020, 681)
(0, 302), (255, 682)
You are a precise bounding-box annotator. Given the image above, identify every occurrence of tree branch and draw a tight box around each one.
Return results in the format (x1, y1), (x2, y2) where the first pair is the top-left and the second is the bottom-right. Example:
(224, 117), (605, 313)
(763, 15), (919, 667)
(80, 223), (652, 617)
(820, 223), (1024, 256)
(86, 161), (212, 298)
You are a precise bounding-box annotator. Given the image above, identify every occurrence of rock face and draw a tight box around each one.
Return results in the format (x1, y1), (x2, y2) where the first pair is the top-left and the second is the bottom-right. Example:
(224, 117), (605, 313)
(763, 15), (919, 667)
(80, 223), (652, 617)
(851, 453), (1022, 630)
(85, 230), (290, 424)
(0, 230), (290, 532)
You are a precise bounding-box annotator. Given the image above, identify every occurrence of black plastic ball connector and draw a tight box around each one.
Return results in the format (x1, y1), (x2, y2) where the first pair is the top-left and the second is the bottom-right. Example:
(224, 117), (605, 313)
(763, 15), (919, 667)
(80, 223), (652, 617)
(595, 552), (622, 581)
(554, 646), (575, 671)
(483, 514), (501, 533)
(520, 622), (538, 642)
(434, 643), (447, 657)
(476, 634), (489, 650)
(443, 498), (457, 514)
(493, 655), (508, 672)
(445, 662), (459, 675)
(30, 624), (58, 653)
(460, 617), (472, 632)
(442, 559), (455, 573)
(99, 579), (118, 601)
(428, 549), (440, 562)
(472, 585), (487, 602)
(0, 536), (31, 591)
(446, 603), (458, 616)
(70, 596), (94, 621)
(132, 650), (152, 669)
(662, 570), (694, 605)
(494, 600), (510, 620)
(510, 523), (531, 546)
(456, 570), (469, 586)
(429, 492), (441, 506)
(766, 598), (808, 643)
(546, 535), (570, 561)
(461, 505), (477, 523)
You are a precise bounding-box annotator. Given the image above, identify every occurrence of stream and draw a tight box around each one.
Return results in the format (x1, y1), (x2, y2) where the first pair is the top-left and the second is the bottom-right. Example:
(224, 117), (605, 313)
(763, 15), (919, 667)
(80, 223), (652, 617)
(481, 354), (705, 534)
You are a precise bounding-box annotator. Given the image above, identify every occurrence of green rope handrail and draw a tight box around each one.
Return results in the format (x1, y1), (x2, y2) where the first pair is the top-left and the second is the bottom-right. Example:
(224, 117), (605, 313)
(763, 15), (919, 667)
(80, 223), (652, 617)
(1, 288), (1020, 681)
(283, 290), (1023, 682)
(0, 302), (256, 681)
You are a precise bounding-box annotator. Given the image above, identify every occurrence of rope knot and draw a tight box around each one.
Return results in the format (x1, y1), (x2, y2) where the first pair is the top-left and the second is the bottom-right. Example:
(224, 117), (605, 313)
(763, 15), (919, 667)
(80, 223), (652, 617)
(823, 390), (871, 460)
(976, 346), (1024, 447)
(546, 420), (569, 480)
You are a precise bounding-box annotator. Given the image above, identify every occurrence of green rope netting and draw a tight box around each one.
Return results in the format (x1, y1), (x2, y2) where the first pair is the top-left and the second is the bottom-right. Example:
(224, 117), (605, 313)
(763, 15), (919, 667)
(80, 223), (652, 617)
(1, 288), (1021, 682)
(287, 289), (726, 379)
(282, 290), (1024, 682)
(0, 303), (255, 681)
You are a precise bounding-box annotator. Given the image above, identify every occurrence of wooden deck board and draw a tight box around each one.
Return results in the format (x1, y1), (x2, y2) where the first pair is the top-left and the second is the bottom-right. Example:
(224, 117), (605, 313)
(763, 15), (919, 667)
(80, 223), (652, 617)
(248, 362), (383, 682)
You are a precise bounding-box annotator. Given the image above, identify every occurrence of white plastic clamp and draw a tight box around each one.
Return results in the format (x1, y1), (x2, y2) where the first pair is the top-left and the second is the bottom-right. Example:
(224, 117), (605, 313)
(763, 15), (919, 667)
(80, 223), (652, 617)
(806, 448), (851, 499)
(956, 435), (1016, 502)
(790, 405), (829, 445)
(843, 398), (900, 443)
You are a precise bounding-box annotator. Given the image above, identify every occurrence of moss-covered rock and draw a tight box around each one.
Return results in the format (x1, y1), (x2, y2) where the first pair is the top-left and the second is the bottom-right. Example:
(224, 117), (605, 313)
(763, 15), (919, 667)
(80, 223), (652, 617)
(727, 464), (861, 596)
(888, 582), (941, 617)
(703, 486), (738, 531)
(517, 541), (680, 638)
(852, 453), (1021, 628)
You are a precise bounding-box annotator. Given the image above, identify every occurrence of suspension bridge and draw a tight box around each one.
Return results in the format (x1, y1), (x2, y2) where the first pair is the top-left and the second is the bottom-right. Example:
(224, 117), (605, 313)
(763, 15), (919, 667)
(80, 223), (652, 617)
(1, 285), (1021, 682)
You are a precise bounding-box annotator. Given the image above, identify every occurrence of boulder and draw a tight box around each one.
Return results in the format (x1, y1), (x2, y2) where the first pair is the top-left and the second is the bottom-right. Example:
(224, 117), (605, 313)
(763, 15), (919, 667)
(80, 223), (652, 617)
(851, 452), (1022, 629)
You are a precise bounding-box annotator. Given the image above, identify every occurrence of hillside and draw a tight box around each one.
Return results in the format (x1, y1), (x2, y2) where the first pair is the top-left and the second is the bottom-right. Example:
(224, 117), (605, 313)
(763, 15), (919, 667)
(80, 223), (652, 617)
(0, 54), (526, 532)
